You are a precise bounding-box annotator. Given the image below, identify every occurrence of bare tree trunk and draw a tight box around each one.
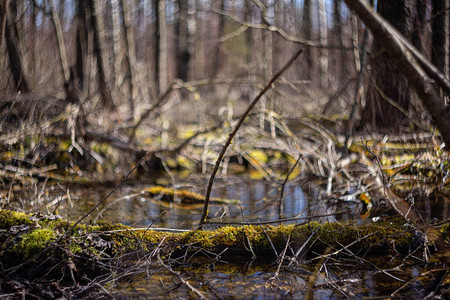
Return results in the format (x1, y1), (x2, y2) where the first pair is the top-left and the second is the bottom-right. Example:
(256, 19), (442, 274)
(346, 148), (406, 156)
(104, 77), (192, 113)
(412, 0), (426, 53)
(318, 0), (328, 87)
(343, 0), (450, 149)
(360, 0), (412, 130)
(0, 0), (10, 66)
(175, 0), (190, 81)
(301, 0), (313, 80)
(119, 0), (136, 117)
(110, 0), (121, 82)
(333, 0), (345, 77)
(3, 2), (30, 92)
(212, 0), (225, 77)
(50, 0), (80, 104)
(90, 0), (115, 109)
(74, 0), (90, 91)
(431, 0), (446, 72)
(153, 0), (160, 96)
(158, 0), (167, 93)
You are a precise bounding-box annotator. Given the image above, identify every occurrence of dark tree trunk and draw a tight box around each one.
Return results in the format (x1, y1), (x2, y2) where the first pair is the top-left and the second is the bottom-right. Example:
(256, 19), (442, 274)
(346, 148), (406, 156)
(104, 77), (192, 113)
(74, 0), (90, 91)
(360, 0), (413, 130)
(3, 2), (30, 92)
(431, 0), (446, 72)
(411, 0), (426, 53)
(175, 0), (190, 81)
(153, 0), (160, 96)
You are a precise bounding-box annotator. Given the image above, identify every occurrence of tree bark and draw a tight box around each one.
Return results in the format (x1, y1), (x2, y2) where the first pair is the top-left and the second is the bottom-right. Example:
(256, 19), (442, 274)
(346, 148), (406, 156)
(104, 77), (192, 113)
(333, 0), (345, 77)
(158, 0), (167, 93)
(0, 0), (10, 66)
(153, 0), (160, 96)
(412, 0), (426, 53)
(212, 0), (225, 78)
(90, 0), (115, 109)
(360, 0), (412, 130)
(119, 0), (136, 117)
(301, 0), (313, 80)
(175, 0), (190, 81)
(431, 0), (446, 72)
(3, 2), (30, 92)
(318, 0), (328, 87)
(343, 0), (450, 149)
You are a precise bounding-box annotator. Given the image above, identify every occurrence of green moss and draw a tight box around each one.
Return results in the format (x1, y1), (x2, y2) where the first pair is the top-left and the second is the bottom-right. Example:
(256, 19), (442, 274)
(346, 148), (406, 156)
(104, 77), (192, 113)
(13, 228), (56, 259)
(0, 210), (33, 228)
(146, 186), (239, 205)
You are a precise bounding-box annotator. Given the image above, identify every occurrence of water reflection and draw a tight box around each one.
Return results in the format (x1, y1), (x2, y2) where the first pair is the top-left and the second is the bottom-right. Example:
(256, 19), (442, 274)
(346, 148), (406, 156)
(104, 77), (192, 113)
(3, 175), (449, 229)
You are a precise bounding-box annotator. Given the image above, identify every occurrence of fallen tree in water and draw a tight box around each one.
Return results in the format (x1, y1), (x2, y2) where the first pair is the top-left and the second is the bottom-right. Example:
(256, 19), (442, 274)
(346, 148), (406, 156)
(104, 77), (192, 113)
(1, 208), (448, 275)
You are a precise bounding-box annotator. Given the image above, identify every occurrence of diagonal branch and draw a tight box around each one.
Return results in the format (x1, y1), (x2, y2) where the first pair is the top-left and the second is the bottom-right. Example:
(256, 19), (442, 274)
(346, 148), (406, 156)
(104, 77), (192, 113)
(198, 48), (303, 228)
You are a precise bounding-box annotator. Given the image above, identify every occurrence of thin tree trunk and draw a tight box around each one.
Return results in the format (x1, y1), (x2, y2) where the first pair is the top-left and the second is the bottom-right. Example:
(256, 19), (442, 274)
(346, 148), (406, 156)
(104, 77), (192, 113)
(360, 0), (412, 129)
(175, 0), (190, 81)
(333, 0), (345, 76)
(302, 0), (313, 79)
(343, 0), (450, 149)
(212, 0), (225, 77)
(431, 0), (446, 72)
(119, 0), (136, 118)
(75, 0), (89, 91)
(153, 0), (160, 96)
(90, 0), (115, 109)
(412, 0), (426, 53)
(49, 0), (80, 104)
(158, 0), (167, 93)
(0, 0), (10, 66)
(318, 0), (328, 87)
(110, 0), (121, 82)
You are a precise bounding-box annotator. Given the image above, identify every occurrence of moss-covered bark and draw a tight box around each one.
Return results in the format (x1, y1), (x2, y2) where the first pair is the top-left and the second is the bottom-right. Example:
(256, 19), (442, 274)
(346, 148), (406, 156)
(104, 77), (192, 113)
(1, 209), (447, 264)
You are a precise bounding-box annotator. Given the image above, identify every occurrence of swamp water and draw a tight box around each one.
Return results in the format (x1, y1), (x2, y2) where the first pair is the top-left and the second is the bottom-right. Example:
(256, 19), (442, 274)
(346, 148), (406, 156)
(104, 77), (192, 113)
(3, 175), (449, 299)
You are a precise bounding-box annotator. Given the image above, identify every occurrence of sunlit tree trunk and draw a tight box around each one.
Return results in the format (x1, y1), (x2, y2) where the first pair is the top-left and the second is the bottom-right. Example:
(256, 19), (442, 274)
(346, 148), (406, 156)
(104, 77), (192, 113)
(50, 0), (80, 104)
(318, 0), (328, 87)
(0, 0), (9, 57)
(90, 0), (115, 109)
(301, 0), (313, 80)
(360, 0), (412, 130)
(333, 0), (345, 77)
(119, 0), (136, 117)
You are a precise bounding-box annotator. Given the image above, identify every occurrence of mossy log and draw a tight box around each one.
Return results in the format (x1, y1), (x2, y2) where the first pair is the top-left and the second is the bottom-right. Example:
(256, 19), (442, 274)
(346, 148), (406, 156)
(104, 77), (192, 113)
(145, 186), (240, 205)
(1, 209), (448, 266)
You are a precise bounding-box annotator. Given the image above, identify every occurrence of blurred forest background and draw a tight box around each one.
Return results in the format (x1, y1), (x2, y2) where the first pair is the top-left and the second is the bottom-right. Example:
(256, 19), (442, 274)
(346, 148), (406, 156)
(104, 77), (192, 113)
(1, 0), (448, 129)
(0, 0), (449, 181)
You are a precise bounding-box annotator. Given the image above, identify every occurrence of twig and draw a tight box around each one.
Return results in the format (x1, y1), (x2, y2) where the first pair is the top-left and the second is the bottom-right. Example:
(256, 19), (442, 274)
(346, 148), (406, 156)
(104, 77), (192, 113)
(269, 235), (290, 281)
(157, 252), (208, 300)
(198, 48), (303, 228)
(278, 154), (302, 216)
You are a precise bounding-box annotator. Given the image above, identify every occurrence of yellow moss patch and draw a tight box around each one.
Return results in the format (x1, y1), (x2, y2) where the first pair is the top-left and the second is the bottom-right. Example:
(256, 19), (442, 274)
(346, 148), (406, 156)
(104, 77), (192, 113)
(145, 186), (239, 205)
(0, 210), (33, 228)
(13, 228), (56, 259)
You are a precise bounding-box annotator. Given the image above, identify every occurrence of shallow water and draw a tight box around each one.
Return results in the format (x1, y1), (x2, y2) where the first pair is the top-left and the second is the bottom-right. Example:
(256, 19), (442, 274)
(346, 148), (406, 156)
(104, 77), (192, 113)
(6, 175), (361, 229)
(2, 174), (448, 298)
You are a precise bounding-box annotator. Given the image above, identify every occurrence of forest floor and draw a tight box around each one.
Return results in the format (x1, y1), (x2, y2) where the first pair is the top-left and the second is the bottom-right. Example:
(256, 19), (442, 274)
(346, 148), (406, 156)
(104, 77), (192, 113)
(0, 93), (449, 298)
